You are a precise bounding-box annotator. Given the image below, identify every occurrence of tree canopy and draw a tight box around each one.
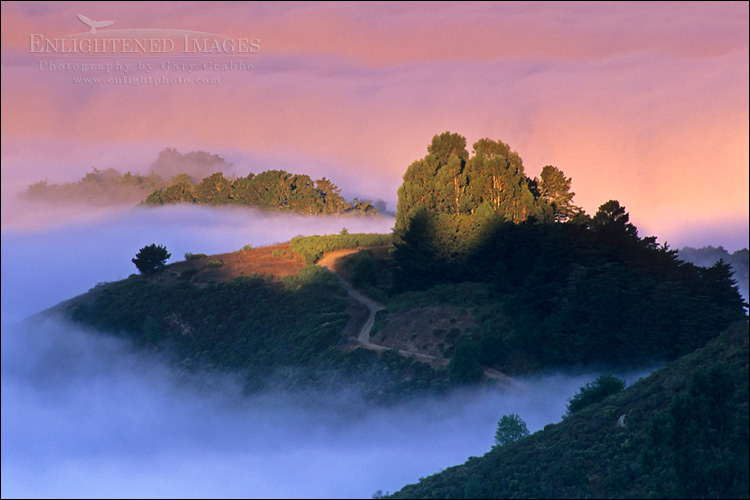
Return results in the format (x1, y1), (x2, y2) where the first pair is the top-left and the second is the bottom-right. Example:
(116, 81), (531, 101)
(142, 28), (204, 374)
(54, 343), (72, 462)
(144, 169), (377, 215)
(395, 132), (577, 232)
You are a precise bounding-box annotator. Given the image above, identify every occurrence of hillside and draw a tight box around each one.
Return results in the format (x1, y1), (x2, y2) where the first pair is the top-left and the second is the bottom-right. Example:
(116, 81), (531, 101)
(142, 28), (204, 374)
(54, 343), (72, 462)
(62, 236), (453, 403)
(389, 320), (749, 499)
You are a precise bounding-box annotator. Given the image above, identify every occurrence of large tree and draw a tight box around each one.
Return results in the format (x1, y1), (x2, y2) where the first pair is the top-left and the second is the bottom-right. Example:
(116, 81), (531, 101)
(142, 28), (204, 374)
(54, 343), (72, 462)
(592, 199), (638, 239)
(396, 133), (559, 232)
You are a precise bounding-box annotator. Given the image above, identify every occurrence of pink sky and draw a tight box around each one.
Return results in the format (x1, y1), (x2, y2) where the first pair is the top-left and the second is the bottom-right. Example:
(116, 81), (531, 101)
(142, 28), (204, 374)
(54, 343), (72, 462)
(2, 1), (748, 249)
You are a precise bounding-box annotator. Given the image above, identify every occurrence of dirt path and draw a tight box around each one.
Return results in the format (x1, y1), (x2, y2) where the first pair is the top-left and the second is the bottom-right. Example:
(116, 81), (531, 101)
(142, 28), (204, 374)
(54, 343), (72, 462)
(316, 249), (517, 387)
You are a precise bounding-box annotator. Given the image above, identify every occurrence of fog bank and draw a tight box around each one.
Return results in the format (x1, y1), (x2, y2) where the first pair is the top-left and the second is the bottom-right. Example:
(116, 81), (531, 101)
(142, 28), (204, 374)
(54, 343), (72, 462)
(1, 314), (652, 499)
(2, 205), (653, 498)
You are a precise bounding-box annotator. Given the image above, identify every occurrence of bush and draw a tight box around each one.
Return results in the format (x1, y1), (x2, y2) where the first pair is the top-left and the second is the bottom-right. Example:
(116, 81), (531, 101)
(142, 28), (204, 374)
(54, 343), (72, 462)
(298, 265), (339, 289)
(206, 259), (224, 268)
(565, 374), (626, 416)
(185, 252), (208, 260)
(351, 250), (377, 287)
(179, 268), (199, 281)
(240, 244), (253, 252)
(290, 233), (392, 263)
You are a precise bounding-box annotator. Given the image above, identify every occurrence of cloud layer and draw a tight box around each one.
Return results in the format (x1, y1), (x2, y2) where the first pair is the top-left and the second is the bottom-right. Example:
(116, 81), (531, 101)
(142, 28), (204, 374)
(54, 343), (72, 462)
(1, 2), (748, 249)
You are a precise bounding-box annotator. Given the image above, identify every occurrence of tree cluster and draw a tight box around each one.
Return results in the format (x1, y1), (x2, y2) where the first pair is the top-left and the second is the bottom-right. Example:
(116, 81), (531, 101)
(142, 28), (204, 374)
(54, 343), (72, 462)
(395, 132), (581, 232)
(144, 170), (378, 215)
(26, 168), (164, 204)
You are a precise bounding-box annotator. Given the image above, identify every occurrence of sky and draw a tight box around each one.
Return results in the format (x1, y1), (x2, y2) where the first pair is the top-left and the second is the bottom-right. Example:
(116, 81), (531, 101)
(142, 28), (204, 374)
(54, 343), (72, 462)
(1, 1), (748, 250)
(1, 4), (745, 496)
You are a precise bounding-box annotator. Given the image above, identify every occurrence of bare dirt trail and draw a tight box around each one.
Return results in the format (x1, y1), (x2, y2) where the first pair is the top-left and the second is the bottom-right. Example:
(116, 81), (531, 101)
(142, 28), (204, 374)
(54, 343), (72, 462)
(316, 249), (516, 386)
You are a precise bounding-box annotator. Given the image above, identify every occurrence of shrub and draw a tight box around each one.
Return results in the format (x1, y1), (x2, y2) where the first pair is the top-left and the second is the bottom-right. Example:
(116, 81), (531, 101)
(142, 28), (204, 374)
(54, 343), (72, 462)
(185, 252), (208, 260)
(240, 244), (253, 252)
(351, 250), (377, 287)
(206, 259), (224, 268)
(290, 233), (392, 263)
(179, 268), (199, 280)
(565, 374), (626, 416)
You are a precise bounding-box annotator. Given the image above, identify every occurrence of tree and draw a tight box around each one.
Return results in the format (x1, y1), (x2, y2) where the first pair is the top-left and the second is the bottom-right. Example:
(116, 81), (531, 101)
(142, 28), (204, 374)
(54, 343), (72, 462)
(132, 243), (171, 275)
(494, 413), (530, 447)
(591, 200), (638, 239)
(195, 172), (231, 204)
(539, 165), (581, 222)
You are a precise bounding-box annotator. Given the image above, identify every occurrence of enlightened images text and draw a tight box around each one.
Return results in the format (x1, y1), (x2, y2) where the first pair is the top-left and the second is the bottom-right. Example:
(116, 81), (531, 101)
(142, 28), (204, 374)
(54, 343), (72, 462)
(29, 34), (260, 54)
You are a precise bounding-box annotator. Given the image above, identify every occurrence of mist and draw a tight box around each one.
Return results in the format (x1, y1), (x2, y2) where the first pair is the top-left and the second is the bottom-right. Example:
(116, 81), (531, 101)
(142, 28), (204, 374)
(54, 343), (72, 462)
(2, 206), (655, 498)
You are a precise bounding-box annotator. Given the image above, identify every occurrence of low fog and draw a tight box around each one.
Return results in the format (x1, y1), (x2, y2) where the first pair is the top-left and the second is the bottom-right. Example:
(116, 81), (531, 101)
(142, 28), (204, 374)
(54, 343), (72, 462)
(2, 205), (654, 498)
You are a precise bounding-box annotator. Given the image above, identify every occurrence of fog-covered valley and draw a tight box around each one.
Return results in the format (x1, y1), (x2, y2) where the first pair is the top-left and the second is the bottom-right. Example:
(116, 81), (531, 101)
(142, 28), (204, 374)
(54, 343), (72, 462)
(1, 205), (653, 498)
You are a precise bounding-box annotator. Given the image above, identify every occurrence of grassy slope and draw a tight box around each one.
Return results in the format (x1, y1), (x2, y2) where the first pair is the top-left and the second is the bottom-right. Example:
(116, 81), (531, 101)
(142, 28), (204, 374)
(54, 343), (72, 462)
(390, 321), (749, 499)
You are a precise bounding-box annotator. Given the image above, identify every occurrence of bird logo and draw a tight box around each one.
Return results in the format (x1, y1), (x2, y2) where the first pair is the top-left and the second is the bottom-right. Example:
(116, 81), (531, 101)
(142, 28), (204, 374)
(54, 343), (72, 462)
(77, 14), (114, 34)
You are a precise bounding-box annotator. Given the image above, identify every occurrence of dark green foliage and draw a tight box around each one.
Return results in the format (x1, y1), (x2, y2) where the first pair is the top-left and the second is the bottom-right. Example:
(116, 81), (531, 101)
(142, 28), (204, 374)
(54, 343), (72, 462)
(347, 250), (378, 288)
(678, 246), (749, 305)
(389, 322), (749, 499)
(494, 414), (529, 447)
(591, 199), (639, 242)
(179, 268), (198, 281)
(643, 360), (748, 498)
(463, 474), (483, 499)
(290, 233), (392, 264)
(142, 315), (163, 344)
(132, 244), (171, 275)
(206, 259), (223, 268)
(565, 374), (626, 416)
(69, 271), (448, 403)
(449, 339), (483, 384)
(184, 252), (208, 260)
(390, 199), (746, 370)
